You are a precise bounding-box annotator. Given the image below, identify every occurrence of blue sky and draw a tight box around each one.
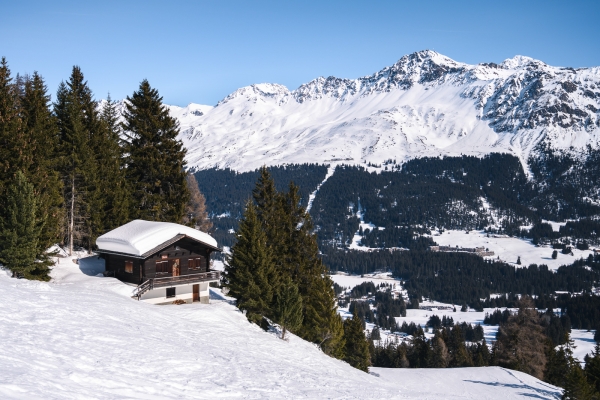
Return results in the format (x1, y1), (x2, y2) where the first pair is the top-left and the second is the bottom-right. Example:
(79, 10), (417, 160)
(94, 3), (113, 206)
(2, 0), (599, 106)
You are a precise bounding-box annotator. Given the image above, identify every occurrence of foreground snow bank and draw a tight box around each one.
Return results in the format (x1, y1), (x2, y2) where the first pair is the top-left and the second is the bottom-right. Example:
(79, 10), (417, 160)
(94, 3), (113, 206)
(0, 256), (561, 399)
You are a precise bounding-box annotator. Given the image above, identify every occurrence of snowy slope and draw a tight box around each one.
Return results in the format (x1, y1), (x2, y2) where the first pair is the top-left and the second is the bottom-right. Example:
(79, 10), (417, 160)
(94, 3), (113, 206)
(0, 256), (562, 399)
(170, 50), (600, 172)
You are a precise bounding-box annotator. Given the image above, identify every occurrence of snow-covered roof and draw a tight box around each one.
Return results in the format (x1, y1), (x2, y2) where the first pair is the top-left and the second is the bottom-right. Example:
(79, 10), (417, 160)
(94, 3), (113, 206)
(96, 220), (219, 257)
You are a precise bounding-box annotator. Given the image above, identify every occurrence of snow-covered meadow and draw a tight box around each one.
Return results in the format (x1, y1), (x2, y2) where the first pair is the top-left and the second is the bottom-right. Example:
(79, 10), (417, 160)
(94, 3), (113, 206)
(0, 255), (562, 399)
(431, 229), (596, 270)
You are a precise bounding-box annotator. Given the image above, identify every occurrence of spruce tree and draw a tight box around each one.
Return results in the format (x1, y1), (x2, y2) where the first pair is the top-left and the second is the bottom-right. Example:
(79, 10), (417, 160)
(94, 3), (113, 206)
(343, 312), (370, 372)
(225, 201), (278, 325)
(584, 342), (600, 395)
(54, 67), (98, 254)
(0, 171), (50, 280)
(273, 277), (303, 340)
(122, 80), (189, 222)
(20, 72), (63, 256)
(98, 94), (129, 231)
(250, 168), (346, 358)
(0, 58), (25, 188)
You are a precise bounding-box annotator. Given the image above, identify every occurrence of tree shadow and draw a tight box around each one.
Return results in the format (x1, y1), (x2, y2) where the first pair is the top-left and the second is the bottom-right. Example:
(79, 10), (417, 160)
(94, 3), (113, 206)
(78, 255), (106, 277)
(462, 379), (560, 399)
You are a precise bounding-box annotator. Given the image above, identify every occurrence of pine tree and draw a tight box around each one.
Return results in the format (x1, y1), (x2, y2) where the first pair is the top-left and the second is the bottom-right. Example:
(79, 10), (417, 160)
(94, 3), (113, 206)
(183, 173), (212, 232)
(122, 80), (189, 222)
(584, 342), (600, 395)
(0, 171), (50, 280)
(54, 67), (98, 254)
(0, 58), (25, 188)
(98, 94), (129, 232)
(343, 312), (370, 372)
(273, 277), (303, 340)
(562, 363), (595, 400)
(225, 201), (278, 325)
(20, 72), (63, 256)
(250, 168), (346, 358)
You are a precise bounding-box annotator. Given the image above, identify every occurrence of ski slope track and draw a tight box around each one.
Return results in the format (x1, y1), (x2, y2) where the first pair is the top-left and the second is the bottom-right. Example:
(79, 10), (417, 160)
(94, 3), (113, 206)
(168, 50), (600, 172)
(0, 256), (561, 399)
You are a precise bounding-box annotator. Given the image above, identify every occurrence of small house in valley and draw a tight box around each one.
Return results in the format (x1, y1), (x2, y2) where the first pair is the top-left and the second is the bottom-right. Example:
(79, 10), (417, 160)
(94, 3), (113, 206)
(96, 220), (221, 304)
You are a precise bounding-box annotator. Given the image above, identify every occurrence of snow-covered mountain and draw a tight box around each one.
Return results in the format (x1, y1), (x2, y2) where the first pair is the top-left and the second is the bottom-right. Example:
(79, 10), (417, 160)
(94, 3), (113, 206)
(169, 50), (600, 172)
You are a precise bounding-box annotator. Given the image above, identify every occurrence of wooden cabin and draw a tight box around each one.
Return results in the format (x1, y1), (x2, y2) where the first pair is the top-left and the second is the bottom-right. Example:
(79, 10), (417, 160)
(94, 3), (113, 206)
(96, 220), (221, 304)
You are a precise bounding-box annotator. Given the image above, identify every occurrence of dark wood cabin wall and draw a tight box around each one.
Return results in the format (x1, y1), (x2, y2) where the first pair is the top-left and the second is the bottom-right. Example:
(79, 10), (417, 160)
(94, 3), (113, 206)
(142, 238), (212, 280)
(105, 254), (143, 285)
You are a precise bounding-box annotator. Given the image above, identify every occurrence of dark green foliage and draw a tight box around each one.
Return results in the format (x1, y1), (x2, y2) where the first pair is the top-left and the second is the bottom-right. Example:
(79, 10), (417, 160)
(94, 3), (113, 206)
(324, 249), (598, 307)
(97, 95), (129, 232)
(0, 171), (51, 280)
(224, 201), (277, 325)
(552, 250), (558, 259)
(225, 168), (345, 358)
(122, 80), (189, 222)
(273, 277), (303, 340)
(20, 72), (63, 253)
(54, 67), (99, 253)
(584, 343), (600, 395)
(343, 312), (371, 372)
(193, 165), (328, 249)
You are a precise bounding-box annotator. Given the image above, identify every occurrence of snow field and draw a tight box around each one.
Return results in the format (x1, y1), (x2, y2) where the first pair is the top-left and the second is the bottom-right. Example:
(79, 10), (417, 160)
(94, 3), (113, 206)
(431, 229), (596, 271)
(0, 256), (563, 398)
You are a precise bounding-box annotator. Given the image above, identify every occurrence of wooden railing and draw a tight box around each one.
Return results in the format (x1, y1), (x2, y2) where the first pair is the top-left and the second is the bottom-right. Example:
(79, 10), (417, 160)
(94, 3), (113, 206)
(152, 271), (220, 288)
(133, 271), (221, 300)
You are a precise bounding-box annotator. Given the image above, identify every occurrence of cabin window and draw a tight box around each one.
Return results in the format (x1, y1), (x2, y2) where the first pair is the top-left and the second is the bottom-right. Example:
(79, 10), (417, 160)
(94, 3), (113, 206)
(166, 287), (176, 298)
(156, 260), (169, 273)
(188, 257), (205, 271)
(125, 261), (133, 274)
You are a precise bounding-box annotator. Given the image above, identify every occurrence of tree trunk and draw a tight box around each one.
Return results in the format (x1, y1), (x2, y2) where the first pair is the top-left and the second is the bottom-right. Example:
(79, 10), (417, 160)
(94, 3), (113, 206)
(69, 176), (74, 256)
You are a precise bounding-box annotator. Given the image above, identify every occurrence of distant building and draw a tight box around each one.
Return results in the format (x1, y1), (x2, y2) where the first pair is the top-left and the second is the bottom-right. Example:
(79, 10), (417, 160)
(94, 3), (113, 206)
(96, 220), (221, 305)
(429, 245), (494, 257)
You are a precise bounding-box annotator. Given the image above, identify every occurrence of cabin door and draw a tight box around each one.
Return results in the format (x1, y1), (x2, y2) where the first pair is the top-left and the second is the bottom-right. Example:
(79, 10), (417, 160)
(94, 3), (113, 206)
(193, 284), (199, 302)
(171, 259), (180, 277)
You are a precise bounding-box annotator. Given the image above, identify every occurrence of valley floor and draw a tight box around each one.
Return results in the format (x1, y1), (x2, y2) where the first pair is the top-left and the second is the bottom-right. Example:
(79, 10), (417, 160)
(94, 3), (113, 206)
(0, 255), (562, 399)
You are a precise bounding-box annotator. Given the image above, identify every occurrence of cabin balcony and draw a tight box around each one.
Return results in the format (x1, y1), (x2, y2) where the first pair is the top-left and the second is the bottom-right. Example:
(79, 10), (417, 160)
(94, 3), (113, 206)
(151, 270), (220, 288)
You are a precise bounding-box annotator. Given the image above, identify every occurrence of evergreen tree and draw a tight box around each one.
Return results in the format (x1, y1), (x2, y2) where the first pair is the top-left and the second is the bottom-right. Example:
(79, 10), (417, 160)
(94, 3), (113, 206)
(183, 173), (212, 232)
(97, 94), (129, 232)
(122, 80), (189, 222)
(0, 171), (51, 280)
(54, 67), (98, 254)
(225, 201), (278, 325)
(562, 363), (596, 400)
(273, 277), (303, 340)
(0, 58), (25, 188)
(250, 168), (346, 358)
(20, 72), (63, 255)
(343, 312), (370, 372)
(584, 342), (600, 395)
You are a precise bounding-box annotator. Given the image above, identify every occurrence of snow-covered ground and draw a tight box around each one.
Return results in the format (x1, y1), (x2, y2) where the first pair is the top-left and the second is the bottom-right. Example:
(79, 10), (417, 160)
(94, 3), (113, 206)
(0, 256), (563, 398)
(332, 273), (597, 363)
(431, 229), (595, 270)
(372, 367), (561, 399)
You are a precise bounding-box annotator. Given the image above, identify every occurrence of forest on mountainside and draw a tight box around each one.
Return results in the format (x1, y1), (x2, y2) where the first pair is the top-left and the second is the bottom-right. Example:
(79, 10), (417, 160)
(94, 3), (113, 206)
(193, 164), (327, 249)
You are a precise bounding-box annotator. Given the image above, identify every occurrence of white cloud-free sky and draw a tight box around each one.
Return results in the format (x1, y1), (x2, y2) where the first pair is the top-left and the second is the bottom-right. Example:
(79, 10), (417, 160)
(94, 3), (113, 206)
(2, 0), (599, 106)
